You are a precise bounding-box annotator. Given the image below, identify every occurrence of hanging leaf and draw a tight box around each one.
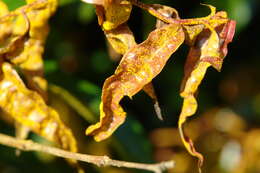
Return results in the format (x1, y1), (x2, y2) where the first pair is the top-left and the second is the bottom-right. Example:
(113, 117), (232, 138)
(7, 0), (58, 100)
(105, 24), (136, 55)
(0, 0), (50, 55)
(82, 0), (132, 31)
(101, 0), (132, 30)
(0, 1), (82, 170)
(0, 10), (29, 56)
(0, 62), (78, 152)
(105, 23), (163, 120)
(0, 0), (56, 100)
(178, 17), (236, 171)
(86, 23), (185, 141)
(0, 62), (83, 172)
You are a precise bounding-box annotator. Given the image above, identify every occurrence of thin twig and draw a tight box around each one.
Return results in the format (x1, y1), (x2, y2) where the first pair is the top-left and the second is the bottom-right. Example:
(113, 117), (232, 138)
(0, 133), (174, 173)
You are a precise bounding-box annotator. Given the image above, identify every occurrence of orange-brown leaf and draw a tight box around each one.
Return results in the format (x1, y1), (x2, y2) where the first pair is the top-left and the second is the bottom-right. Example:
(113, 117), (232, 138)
(179, 17), (236, 171)
(105, 24), (136, 55)
(105, 23), (163, 120)
(86, 23), (185, 141)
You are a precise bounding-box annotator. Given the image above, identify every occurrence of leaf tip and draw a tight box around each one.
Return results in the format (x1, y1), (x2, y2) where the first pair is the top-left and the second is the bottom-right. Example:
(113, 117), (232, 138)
(154, 101), (163, 121)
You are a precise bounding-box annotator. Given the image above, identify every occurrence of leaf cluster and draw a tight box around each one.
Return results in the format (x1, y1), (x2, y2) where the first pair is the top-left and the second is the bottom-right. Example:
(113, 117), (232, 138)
(0, 0), (236, 172)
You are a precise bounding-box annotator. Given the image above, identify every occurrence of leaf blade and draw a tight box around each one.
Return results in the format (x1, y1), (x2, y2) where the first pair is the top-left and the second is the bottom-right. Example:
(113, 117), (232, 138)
(87, 23), (185, 141)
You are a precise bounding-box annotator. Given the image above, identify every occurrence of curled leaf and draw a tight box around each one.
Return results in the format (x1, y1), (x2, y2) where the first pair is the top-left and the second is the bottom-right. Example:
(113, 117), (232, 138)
(105, 24), (136, 55)
(0, 62), (78, 153)
(9, 0), (58, 100)
(153, 4), (179, 29)
(178, 18), (236, 171)
(103, 0), (132, 30)
(86, 23), (185, 141)
(87, 0), (132, 30)
(183, 24), (204, 46)
(0, 11), (29, 55)
(0, 0), (55, 100)
(105, 23), (163, 120)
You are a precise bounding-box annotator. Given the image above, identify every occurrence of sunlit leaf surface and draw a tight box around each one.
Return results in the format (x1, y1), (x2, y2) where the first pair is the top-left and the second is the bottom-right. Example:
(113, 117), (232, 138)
(86, 23), (185, 141)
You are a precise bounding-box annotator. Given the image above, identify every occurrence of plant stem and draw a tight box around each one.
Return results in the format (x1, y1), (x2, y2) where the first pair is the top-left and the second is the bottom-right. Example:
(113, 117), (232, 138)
(0, 133), (174, 173)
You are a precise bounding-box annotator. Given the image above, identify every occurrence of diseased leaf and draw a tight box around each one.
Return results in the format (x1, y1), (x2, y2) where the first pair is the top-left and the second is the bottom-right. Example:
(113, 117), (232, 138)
(8, 0), (58, 101)
(105, 24), (136, 55)
(0, 0), (49, 56)
(183, 24), (204, 46)
(153, 4), (179, 28)
(0, 62), (83, 171)
(0, 62), (78, 152)
(178, 18), (236, 171)
(102, 0), (132, 30)
(86, 23), (185, 141)
(105, 23), (163, 120)
(0, 1), (83, 171)
(0, 0), (56, 100)
(0, 11), (29, 55)
(83, 0), (132, 30)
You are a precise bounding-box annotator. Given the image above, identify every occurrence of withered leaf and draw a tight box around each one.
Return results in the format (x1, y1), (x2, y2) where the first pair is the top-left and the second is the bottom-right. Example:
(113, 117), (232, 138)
(86, 23), (185, 141)
(9, 0), (58, 100)
(0, 11), (29, 56)
(0, 0), (49, 56)
(105, 23), (163, 120)
(179, 19), (235, 171)
(0, 0), (55, 100)
(83, 0), (132, 30)
(105, 24), (136, 55)
(153, 4), (179, 29)
(0, 62), (78, 152)
(102, 0), (132, 30)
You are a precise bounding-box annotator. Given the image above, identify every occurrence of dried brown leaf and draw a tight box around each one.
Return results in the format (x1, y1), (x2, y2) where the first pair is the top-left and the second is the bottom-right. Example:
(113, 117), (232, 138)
(179, 18), (236, 171)
(86, 23), (185, 141)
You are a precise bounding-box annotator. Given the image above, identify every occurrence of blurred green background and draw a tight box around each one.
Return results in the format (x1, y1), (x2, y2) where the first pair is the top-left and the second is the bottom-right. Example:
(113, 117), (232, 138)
(0, 0), (260, 173)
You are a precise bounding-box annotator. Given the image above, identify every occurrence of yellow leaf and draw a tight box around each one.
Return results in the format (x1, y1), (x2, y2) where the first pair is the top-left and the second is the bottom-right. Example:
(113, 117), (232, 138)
(0, 0), (9, 16)
(0, 62), (78, 152)
(0, 11), (29, 55)
(100, 0), (132, 30)
(105, 23), (163, 120)
(105, 24), (136, 55)
(10, 0), (58, 100)
(86, 23), (185, 141)
(0, 0), (56, 100)
(178, 17), (235, 171)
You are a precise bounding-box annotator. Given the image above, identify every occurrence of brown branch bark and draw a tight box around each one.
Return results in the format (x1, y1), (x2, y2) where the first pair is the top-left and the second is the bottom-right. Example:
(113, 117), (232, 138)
(0, 133), (174, 173)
